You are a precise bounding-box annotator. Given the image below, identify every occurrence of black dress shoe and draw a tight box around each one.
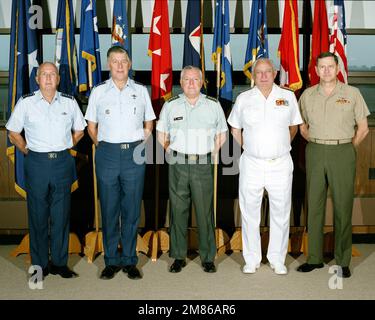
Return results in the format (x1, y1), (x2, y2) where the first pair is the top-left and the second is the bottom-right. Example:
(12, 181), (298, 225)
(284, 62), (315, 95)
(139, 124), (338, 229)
(340, 266), (351, 278)
(297, 263), (324, 272)
(169, 259), (186, 273)
(50, 265), (78, 278)
(202, 262), (216, 273)
(100, 265), (121, 280)
(42, 266), (50, 278)
(123, 265), (142, 280)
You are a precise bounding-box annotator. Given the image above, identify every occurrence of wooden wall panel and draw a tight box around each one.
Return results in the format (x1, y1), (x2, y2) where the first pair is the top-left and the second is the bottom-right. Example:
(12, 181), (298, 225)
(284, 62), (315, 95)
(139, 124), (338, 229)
(354, 127), (373, 195)
(0, 128), (22, 199)
(370, 129), (375, 194)
(0, 129), (10, 198)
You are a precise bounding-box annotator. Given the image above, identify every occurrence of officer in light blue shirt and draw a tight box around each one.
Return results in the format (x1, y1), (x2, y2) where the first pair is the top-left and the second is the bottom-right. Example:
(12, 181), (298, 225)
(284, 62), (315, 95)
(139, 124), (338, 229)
(85, 46), (155, 280)
(6, 62), (86, 279)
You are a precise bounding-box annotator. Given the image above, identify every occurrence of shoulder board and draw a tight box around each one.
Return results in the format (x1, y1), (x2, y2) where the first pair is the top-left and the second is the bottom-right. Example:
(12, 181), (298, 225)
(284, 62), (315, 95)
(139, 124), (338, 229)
(280, 86), (294, 93)
(167, 95), (179, 103)
(133, 80), (145, 87)
(22, 92), (35, 99)
(60, 92), (74, 100)
(93, 81), (106, 88)
(238, 89), (251, 95)
(206, 96), (218, 102)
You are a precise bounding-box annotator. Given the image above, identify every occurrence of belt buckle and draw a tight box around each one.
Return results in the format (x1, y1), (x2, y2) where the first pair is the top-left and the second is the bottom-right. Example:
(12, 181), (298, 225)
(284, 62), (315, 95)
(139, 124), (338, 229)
(326, 140), (338, 145)
(121, 143), (129, 150)
(48, 152), (57, 159)
(188, 154), (198, 161)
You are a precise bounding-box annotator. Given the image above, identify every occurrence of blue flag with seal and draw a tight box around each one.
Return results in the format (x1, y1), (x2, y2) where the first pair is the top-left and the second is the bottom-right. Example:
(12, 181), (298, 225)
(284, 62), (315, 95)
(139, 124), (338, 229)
(112, 0), (130, 53)
(212, 0), (232, 104)
(243, 0), (268, 82)
(111, 0), (132, 78)
(55, 0), (78, 96)
(7, 0), (40, 198)
(79, 0), (102, 94)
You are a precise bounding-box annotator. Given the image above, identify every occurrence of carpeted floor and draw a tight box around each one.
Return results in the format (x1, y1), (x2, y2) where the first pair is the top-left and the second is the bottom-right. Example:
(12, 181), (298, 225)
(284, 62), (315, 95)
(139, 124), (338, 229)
(1, 244), (374, 300)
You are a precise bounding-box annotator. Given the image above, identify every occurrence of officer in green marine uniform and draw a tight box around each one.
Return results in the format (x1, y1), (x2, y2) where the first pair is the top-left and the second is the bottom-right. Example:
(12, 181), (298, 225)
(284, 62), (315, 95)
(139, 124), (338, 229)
(297, 52), (370, 278)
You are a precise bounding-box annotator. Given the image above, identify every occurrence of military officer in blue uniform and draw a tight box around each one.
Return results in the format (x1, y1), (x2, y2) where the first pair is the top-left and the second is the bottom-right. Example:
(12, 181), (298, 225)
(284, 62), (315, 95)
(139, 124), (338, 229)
(85, 46), (155, 280)
(6, 62), (86, 279)
(157, 66), (228, 273)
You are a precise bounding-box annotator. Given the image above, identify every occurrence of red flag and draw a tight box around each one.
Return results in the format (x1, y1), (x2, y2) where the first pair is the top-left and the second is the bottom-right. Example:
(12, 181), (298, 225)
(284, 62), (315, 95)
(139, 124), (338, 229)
(309, 0), (329, 86)
(278, 0), (302, 91)
(148, 0), (173, 118)
(329, 0), (348, 84)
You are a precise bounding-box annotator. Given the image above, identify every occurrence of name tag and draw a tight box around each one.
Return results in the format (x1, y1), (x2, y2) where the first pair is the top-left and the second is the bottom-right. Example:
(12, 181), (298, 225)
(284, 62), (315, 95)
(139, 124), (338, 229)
(174, 116), (183, 121)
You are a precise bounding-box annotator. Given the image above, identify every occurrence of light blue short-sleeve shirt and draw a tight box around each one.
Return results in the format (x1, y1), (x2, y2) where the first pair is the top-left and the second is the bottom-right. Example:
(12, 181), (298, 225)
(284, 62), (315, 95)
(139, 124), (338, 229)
(85, 78), (156, 143)
(6, 90), (87, 152)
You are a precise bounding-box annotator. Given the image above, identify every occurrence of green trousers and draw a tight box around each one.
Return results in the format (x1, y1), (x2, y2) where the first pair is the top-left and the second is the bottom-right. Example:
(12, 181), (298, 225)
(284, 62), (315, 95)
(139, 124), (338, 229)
(168, 157), (216, 263)
(306, 142), (356, 267)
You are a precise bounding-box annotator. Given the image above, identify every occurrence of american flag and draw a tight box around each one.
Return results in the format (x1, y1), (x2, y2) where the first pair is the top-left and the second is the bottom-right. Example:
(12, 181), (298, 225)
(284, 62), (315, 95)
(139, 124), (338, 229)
(329, 0), (348, 83)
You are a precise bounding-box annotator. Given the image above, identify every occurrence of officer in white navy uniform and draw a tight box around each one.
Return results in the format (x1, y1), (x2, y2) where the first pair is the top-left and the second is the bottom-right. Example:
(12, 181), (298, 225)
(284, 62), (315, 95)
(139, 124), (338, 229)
(6, 62), (86, 279)
(85, 46), (155, 280)
(228, 58), (303, 275)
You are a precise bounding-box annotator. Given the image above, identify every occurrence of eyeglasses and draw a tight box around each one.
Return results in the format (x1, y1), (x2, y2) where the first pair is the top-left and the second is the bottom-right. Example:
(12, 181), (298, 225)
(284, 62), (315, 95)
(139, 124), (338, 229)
(181, 78), (201, 83)
(39, 72), (58, 78)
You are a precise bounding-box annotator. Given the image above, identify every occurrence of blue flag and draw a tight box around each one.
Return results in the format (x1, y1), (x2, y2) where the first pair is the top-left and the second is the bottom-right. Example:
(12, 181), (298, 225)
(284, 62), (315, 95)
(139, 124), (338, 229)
(183, 0), (206, 90)
(7, 0), (40, 198)
(212, 0), (232, 103)
(112, 0), (130, 53)
(78, 0), (102, 94)
(183, 0), (202, 68)
(55, 0), (78, 96)
(243, 0), (269, 81)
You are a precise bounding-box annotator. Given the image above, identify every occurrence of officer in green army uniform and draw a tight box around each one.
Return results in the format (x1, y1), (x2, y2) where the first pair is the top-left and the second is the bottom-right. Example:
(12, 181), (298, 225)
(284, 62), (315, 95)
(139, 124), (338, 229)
(297, 52), (370, 278)
(157, 66), (228, 273)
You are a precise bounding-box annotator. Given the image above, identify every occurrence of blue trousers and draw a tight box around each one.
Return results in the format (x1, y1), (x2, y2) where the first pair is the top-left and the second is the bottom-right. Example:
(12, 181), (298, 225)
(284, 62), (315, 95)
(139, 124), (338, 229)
(24, 150), (74, 268)
(95, 141), (145, 266)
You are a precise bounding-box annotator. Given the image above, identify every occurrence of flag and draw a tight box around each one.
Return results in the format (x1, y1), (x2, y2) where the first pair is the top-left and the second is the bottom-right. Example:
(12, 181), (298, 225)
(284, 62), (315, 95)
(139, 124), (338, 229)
(7, 0), (40, 198)
(55, 0), (78, 96)
(278, 0), (302, 91)
(212, 0), (233, 103)
(329, 0), (348, 84)
(78, 0), (102, 94)
(243, 0), (268, 82)
(183, 0), (206, 88)
(309, 0), (329, 86)
(112, 0), (130, 53)
(148, 0), (173, 118)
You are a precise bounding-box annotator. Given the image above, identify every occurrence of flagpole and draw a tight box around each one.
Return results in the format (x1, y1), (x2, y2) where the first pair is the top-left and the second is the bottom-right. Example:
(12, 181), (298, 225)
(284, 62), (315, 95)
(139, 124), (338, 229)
(200, 0), (206, 89)
(88, 61), (93, 89)
(214, 52), (221, 227)
(87, 60), (96, 229)
(215, 52), (221, 101)
(213, 51), (228, 255)
(92, 144), (99, 233)
(83, 61), (102, 262)
(251, 56), (255, 88)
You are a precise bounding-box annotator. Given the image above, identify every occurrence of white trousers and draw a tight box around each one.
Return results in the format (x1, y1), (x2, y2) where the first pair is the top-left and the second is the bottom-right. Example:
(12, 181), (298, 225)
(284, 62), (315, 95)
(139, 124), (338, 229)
(239, 153), (293, 266)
